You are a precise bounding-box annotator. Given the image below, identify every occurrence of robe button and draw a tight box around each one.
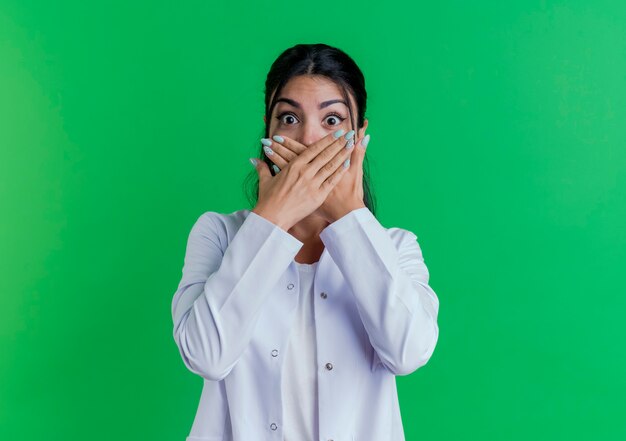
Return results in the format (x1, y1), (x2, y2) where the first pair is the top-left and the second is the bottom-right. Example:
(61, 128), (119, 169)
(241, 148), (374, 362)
(320, 292), (327, 299)
(325, 362), (333, 370)
(271, 349), (279, 357)
(287, 283), (294, 290)
(270, 422), (277, 430)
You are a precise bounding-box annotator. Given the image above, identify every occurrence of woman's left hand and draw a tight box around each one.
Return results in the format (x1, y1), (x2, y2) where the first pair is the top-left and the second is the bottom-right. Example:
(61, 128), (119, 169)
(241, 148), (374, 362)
(263, 121), (370, 223)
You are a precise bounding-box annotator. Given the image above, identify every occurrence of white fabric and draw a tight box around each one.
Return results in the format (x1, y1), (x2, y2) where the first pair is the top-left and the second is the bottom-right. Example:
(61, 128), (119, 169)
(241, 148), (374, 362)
(282, 261), (319, 441)
(171, 207), (440, 441)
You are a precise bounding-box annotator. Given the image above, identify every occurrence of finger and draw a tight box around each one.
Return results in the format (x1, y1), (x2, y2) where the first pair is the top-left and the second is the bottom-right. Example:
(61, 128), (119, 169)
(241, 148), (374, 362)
(268, 135), (306, 159)
(294, 128), (350, 165)
(353, 132), (369, 169)
(250, 157), (271, 184)
(261, 144), (290, 169)
(305, 126), (348, 151)
(320, 151), (352, 193)
(361, 133), (370, 151)
(309, 129), (355, 175)
(313, 132), (355, 184)
(357, 125), (365, 141)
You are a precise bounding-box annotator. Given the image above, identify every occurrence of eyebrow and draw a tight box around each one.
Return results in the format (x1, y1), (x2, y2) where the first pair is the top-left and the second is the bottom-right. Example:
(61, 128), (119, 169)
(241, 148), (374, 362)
(275, 97), (348, 109)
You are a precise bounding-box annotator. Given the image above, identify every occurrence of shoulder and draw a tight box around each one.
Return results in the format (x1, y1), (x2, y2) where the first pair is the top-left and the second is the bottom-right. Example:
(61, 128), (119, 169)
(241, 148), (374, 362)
(385, 225), (419, 249)
(190, 208), (253, 247)
(194, 208), (249, 227)
(338, 207), (418, 247)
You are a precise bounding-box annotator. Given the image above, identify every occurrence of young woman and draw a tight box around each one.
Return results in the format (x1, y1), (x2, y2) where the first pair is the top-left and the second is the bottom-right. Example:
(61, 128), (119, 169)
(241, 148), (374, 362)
(171, 43), (440, 441)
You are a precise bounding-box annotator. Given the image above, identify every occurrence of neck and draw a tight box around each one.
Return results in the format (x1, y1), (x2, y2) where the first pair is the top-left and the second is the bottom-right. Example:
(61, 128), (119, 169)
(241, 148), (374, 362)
(288, 211), (329, 241)
(288, 211), (329, 264)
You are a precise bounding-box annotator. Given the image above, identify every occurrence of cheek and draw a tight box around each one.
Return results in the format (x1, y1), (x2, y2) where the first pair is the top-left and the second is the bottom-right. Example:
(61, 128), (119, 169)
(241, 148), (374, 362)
(268, 118), (289, 133)
(334, 121), (351, 134)
(270, 126), (290, 139)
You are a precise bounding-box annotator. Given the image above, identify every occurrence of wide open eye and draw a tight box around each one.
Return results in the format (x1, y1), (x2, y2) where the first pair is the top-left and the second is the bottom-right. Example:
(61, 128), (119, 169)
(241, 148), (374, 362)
(275, 111), (347, 127)
(276, 112), (299, 125)
(325, 112), (346, 126)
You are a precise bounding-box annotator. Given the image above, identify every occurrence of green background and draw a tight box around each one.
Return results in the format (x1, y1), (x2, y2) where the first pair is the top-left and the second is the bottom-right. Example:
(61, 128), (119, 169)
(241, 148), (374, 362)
(1, 0), (624, 439)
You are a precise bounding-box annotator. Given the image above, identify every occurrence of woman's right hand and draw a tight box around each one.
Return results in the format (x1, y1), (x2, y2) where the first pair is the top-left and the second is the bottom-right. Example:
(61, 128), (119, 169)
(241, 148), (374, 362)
(250, 128), (355, 231)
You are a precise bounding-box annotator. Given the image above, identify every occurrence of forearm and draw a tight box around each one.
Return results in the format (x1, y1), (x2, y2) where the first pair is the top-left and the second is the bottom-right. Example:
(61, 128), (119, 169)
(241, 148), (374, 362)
(172, 211), (303, 380)
(319, 207), (440, 375)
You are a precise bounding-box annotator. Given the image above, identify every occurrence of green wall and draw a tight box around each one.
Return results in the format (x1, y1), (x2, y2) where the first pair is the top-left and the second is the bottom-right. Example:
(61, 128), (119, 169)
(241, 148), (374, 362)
(1, 0), (624, 439)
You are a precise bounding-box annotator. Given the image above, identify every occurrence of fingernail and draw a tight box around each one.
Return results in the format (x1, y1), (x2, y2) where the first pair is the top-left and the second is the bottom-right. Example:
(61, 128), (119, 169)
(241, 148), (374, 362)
(344, 130), (355, 140)
(343, 158), (350, 168)
(263, 146), (274, 156)
(272, 135), (284, 143)
(249, 158), (258, 167)
(333, 129), (345, 139)
(362, 134), (370, 149)
(272, 164), (280, 174)
(261, 138), (272, 147)
(345, 138), (354, 149)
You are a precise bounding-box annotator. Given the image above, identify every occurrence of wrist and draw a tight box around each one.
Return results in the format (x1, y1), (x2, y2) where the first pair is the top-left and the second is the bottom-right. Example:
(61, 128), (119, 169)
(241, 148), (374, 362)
(252, 206), (292, 231)
(327, 201), (366, 223)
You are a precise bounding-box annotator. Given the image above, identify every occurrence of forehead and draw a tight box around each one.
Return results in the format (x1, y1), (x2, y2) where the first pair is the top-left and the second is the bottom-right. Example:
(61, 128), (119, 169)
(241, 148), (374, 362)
(277, 75), (346, 104)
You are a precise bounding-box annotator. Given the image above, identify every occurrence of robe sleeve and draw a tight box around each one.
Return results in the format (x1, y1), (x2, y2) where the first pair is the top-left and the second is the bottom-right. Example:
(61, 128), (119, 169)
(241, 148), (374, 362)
(172, 211), (303, 380)
(319, 207), (440, 375)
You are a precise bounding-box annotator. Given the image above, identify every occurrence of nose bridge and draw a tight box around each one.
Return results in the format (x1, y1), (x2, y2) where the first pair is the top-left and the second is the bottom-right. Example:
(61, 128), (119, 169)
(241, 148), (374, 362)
(300, 118), (325, 146)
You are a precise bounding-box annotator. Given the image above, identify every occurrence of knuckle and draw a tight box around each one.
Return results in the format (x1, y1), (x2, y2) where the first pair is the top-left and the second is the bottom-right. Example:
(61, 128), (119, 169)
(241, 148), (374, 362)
(289, 160), (302, 173)
(300, 166), (314, 180)
(322, 162), (334, 174)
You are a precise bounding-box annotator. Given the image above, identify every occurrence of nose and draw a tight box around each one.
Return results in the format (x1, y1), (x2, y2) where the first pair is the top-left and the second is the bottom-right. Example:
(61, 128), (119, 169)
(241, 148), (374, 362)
(298, 121), (328, 147)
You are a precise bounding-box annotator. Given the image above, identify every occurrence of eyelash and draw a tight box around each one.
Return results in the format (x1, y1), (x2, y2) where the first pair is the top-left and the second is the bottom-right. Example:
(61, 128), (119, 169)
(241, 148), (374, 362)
(275, 111), (346, 126)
